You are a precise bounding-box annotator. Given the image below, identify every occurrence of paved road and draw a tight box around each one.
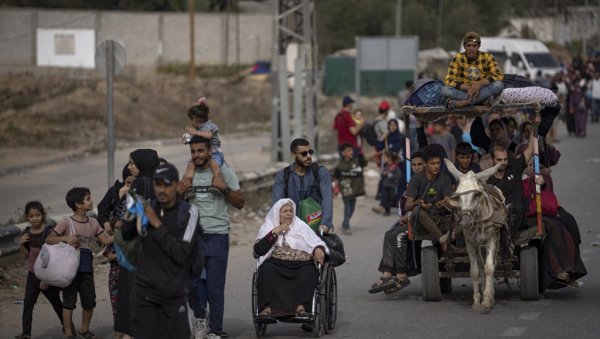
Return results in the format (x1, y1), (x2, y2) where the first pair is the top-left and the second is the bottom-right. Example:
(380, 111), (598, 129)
(1, 123), (599, 338)
(0, 133), (274, 225)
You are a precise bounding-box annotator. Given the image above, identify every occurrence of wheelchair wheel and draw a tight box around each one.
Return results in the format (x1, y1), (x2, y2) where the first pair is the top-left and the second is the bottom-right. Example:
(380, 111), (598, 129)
(313, 291), (324, 338)
(323, 266), (337, 333)
(251, 271), (258, 316)
(312, 264), (326, 338)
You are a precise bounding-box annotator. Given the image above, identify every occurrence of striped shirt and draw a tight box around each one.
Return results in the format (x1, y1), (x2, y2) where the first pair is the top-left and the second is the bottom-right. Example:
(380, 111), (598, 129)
(445, 51), (504, 89)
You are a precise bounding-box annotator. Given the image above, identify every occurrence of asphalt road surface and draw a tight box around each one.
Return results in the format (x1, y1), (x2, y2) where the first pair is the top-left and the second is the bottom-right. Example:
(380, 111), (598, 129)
(1, 123), (599, 338)
(0, 133), (273, 225)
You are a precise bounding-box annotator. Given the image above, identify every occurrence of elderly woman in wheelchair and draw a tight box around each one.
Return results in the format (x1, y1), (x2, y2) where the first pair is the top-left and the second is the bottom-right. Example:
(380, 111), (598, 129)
(254, 198), (329, 319)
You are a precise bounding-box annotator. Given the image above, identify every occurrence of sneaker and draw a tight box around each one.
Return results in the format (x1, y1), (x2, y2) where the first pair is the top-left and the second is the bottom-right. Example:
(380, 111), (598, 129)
(206, 333), (221, 339)
(219, 332), (228, 339)
(372, 206), (385, 214)
(342, 228), (352, 235)
(193, 318), (207, 339)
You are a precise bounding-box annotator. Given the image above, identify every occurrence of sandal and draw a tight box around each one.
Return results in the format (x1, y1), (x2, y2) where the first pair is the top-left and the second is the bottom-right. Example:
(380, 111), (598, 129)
(77, 330), (97, 339)
(555, 275), (579, 288)
(368, 276), (396, 294)
(384, 277), (411, 294)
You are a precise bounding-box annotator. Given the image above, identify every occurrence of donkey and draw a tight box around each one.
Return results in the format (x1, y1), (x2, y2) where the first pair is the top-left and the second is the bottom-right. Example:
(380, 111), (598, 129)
(444, 159), (508, 314)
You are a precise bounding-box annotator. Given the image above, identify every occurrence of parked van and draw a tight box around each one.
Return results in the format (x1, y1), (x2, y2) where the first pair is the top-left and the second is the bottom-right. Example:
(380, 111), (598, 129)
(460, 37), (562, 80)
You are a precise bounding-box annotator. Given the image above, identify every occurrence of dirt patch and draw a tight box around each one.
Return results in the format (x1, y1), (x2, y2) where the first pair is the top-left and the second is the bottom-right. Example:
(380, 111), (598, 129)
(0, 67), (400, 165)
(0, 70), (272, 153)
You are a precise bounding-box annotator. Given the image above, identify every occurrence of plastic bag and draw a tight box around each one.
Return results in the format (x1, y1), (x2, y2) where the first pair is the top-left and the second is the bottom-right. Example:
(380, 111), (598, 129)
(33, 218), (80, 288)
(298, 197), (322, 233)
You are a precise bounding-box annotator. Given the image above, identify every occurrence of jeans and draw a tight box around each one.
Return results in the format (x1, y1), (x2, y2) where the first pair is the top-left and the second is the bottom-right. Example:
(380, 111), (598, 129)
(189, 269), (208, 319)
(342, 198), (356, 229)
(191, 234), (229, 334)
(441, 81), (504, 104)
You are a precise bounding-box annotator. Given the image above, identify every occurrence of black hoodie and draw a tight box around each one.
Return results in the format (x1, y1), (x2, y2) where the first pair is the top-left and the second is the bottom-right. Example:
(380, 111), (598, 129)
(123, 199), (201, 302)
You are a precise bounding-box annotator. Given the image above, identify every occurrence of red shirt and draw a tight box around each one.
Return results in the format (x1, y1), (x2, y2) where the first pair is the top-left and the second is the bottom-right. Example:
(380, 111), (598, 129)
(333, 109), (358, 148)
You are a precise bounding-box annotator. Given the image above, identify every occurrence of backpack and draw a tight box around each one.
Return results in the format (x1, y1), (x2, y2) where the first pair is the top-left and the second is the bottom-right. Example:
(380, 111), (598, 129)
(360, 121), (379, 146)
(284, 163), (324, 231)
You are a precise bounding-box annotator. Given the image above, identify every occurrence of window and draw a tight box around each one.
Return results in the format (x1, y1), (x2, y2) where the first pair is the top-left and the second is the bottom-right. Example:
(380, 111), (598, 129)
(523, 53), (559, 68)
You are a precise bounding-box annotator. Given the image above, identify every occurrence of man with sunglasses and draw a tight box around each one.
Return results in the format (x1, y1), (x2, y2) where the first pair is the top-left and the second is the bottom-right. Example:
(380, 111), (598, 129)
(272, 138), (333, 234)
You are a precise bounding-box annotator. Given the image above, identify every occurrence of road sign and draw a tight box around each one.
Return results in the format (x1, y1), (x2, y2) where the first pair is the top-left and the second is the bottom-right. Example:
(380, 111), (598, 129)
(95, 40), (126, 76)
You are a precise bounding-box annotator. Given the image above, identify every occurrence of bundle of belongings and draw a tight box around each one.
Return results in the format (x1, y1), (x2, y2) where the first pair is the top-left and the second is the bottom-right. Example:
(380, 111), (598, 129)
(403, 75), (560, 137)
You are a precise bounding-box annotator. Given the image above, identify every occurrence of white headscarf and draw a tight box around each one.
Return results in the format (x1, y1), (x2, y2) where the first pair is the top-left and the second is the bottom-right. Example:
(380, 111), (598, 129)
(256, 198), (329, 267)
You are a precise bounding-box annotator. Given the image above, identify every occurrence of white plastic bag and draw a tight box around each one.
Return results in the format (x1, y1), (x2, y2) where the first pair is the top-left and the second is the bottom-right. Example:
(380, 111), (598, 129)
(34, 218), (80, 288)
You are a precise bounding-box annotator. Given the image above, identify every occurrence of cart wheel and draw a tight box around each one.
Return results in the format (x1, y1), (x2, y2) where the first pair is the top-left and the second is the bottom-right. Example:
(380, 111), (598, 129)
(440, 277), (453, 294)
(537, 245), (546, 294)
(520, 245), (539, 301)
(422, 246), (442, 301)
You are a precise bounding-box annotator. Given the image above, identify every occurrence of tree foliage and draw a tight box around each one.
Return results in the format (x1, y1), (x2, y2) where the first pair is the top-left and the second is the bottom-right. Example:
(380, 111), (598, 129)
(317, 0), (589, 56)
(0, 0), (232, 11)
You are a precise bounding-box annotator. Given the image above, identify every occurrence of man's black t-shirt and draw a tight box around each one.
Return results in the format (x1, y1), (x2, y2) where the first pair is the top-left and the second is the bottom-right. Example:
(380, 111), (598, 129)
(487, 156), (527, 210)
(406, 171), (454, 216)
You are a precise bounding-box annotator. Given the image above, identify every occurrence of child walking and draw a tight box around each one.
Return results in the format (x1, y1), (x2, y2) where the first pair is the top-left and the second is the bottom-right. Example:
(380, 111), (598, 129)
(381, 151), (402, 216)
(182, 97), (224, 196)
(334, 143), (367, 235)
(16, 201), (64, 339)
(46, 187), (113, 339)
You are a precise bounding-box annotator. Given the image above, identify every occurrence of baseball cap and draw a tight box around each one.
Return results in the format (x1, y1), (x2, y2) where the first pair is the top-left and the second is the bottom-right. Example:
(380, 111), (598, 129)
(153, 163), (179, 184)
(342, 95), (355, 106)
(463, 31), (481, 44)
(378, 100), (390, 111)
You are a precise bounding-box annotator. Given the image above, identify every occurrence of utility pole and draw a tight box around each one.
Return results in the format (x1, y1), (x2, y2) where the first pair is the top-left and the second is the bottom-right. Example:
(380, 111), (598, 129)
(271, 0), (318, 162)
(395, 0), (402, 36)
(189, 0), (195, 79)
(436, 0), (443, 47)
(583, 0), (589, 55)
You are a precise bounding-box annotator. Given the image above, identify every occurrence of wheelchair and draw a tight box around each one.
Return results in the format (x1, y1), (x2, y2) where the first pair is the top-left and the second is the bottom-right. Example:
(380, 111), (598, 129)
(251, 260), (338, 338)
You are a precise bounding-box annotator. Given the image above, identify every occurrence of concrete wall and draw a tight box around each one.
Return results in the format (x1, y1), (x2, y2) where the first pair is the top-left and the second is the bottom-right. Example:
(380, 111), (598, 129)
(0, 7), (273, 67)
(508, 6), (600, 46)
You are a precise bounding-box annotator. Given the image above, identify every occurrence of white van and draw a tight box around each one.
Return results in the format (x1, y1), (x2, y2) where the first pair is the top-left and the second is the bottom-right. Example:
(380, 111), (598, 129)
(460, 37), (562, 80)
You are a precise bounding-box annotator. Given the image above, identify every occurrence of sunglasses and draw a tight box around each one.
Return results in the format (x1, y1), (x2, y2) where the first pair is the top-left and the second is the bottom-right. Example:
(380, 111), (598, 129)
(295, 149), (314, 157)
